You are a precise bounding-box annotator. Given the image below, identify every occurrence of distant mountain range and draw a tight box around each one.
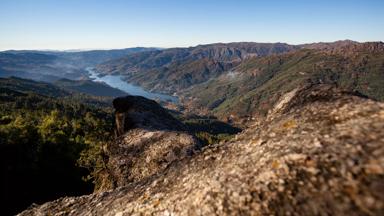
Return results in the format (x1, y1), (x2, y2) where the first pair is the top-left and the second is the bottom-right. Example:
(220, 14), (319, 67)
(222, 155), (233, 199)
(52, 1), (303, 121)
(181, 41), (384, 120)
(92, 40), (384, 120)
(0, 47), (157, 82)
(2, 40), (384, 121)
(95, 42), (298, 93)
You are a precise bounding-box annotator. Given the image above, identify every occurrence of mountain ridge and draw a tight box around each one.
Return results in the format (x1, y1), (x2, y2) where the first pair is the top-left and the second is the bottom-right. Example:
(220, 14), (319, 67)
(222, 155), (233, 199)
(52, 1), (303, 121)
(95, 42), (299, 93)
(179, 41), (384, 121)
(94, 41), (383, 95)
(54, 78), (127, 97)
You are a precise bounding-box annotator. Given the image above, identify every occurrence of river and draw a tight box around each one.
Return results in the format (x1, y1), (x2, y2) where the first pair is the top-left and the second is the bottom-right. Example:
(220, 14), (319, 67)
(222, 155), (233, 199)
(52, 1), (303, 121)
(87, 68), (178, 103)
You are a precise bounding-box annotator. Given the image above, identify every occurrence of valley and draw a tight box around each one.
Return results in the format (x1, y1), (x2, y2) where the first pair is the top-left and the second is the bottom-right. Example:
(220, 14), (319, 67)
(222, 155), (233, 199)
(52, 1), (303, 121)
(87, 67), (178, 102)
(1, 40), (384, 216)
(2, 0), (384, 215)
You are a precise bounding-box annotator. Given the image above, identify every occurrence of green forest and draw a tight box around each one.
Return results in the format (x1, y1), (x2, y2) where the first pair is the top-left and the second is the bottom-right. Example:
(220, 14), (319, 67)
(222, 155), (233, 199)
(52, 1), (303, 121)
(0, 78), (115, 215)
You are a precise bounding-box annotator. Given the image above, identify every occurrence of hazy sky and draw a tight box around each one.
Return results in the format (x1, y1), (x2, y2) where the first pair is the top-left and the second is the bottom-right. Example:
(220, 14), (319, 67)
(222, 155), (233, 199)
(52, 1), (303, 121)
(0, 0), (383, 50)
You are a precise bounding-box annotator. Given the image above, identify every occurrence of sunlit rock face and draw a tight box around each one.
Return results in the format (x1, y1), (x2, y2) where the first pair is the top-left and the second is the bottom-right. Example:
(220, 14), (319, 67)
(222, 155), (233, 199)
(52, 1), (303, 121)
(19, 86), (384, 216)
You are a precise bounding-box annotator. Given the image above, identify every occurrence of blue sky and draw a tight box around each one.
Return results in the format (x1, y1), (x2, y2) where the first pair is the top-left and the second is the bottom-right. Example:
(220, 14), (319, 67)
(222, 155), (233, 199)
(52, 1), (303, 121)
(0, 0), (383, 50)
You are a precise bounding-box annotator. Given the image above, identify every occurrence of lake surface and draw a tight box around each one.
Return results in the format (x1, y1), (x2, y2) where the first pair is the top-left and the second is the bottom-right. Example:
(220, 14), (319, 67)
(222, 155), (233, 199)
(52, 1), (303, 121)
(87, 68), (178, 103)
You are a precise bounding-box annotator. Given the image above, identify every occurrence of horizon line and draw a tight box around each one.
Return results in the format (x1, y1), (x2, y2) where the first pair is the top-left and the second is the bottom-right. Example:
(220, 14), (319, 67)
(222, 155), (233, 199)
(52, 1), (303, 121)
(1, 39), (383, 52)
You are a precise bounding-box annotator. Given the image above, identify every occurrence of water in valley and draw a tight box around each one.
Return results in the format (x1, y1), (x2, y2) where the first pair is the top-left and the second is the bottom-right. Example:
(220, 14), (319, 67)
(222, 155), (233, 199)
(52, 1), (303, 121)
(87, 68), (178, 103)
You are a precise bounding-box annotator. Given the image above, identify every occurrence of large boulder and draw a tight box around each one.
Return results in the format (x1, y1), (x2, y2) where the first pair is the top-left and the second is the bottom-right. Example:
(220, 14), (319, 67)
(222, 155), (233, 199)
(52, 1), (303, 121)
(96, 96), (200, 191)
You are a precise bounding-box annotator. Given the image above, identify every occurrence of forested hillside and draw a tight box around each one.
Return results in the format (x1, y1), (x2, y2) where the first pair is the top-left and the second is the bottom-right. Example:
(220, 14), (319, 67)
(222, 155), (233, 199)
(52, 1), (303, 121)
(181, 42), (384, 121)
(54, 78), (127, 97)
(0, 78), (114, 215)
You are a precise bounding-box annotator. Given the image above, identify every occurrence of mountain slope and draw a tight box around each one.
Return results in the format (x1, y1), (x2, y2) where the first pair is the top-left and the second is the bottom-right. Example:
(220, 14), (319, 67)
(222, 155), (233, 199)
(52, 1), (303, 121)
(95, 42), (298, 93)
(94, 40), (375, 94)
(19, 85), (384, 215)
(54, 78), (127, 97)
(0, 76), (118, 109)
(0, 76), (70, 97)
(181, 42), (384, 121)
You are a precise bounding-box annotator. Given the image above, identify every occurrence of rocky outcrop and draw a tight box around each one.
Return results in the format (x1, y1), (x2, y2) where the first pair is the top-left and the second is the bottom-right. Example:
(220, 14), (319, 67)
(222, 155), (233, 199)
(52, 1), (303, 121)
(96, 96), (200, 191)
(112, 96), (187, 134)
(19, 86), (384, 215)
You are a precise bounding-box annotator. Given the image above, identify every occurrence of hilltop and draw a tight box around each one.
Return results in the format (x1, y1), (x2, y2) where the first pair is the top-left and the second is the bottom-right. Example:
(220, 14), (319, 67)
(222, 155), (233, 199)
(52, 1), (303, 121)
(19, 84), (384, 215)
